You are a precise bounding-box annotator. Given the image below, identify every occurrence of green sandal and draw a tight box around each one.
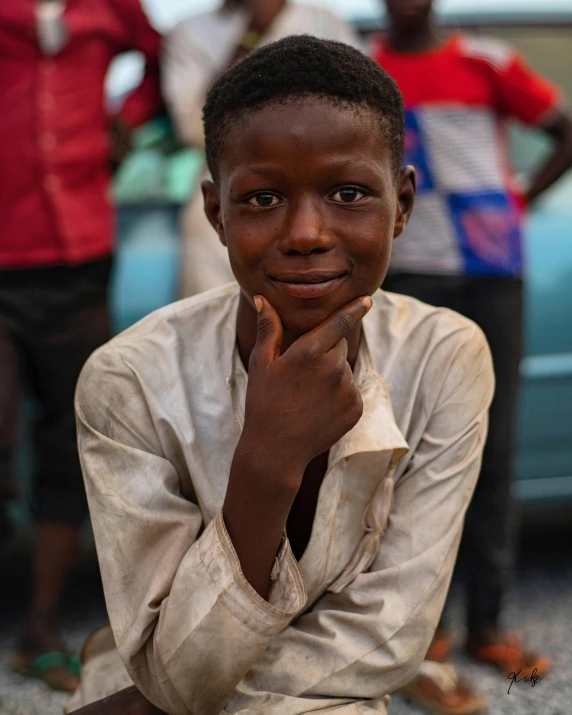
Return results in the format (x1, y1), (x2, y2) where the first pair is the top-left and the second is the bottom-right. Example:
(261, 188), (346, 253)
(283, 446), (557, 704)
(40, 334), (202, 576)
(12, 651), (81, 691)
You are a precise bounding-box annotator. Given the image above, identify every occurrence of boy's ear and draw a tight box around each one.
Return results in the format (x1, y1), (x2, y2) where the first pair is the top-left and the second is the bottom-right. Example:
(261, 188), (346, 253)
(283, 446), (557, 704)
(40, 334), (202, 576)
(202, 179), (227, 247)
(393, 165), (416, 239)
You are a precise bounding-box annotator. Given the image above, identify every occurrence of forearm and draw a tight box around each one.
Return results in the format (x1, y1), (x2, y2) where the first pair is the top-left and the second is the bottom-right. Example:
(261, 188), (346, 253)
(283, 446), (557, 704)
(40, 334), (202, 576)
(118, 0), (162, 130)
(119, 71), (161, 130)
(129, 512), (305, 714)
(71, 686), (165, 715)
(77, 410), (307, 713)
(526, 111), (572, 204)
(222, 295), (369, 600)
(225, 529), (463, 713)
(223, 442), (302, 598)
(525, 138), (572, 203)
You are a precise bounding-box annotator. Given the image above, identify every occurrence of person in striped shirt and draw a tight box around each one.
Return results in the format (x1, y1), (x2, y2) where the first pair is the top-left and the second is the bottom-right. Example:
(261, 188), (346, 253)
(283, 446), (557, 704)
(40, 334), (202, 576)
(373, 1), (572, 713)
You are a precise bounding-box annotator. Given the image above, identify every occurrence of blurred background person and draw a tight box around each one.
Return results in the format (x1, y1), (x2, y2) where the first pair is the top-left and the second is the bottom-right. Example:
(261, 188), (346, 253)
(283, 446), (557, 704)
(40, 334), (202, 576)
(372, 0), (572, 713)
(162, 0), (361, 298)
(0, 0), (161, 693)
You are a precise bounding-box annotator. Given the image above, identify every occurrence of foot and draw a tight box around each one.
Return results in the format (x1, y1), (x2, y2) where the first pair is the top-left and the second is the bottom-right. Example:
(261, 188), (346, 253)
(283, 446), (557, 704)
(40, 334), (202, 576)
(12, 620), (80, 692)
(426, 630), (453, 663)
(466, 630), (551, 678)
(399, 660), (488, 715)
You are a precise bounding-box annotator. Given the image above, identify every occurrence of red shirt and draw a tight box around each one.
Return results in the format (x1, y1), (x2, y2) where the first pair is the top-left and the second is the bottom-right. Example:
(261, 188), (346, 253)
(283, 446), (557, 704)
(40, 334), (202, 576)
(374, 33), (559, 126)
(0, 0), (161, 269)
(372, 33), (560, 276)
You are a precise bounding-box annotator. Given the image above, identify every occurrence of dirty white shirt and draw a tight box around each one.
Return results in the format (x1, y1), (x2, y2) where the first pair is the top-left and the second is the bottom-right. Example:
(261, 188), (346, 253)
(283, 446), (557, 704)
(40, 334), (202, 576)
(162, 2), (361, 148)
(75, 283), (494, 715)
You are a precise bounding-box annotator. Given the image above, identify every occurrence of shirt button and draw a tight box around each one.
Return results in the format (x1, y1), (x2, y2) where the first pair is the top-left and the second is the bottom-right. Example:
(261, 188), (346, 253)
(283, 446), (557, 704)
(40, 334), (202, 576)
(44, 174), (61, 192)
(40, 134), (57, 150)
(39, 94), (55, 110)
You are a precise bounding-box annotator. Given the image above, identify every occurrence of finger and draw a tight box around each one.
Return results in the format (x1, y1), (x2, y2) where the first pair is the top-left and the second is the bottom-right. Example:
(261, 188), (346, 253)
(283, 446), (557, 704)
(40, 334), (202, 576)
(325, 337), (349, 372)
(298, 296), (372, 355)
(250, 295), (283, 369)
(321, 337), (349, 379)
(337, 337), (349, 364)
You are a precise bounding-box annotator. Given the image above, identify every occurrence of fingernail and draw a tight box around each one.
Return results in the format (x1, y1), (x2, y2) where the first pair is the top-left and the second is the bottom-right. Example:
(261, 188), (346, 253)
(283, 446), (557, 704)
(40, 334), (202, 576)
(253, 295), (263, 313)
(363, 296), (373, 310)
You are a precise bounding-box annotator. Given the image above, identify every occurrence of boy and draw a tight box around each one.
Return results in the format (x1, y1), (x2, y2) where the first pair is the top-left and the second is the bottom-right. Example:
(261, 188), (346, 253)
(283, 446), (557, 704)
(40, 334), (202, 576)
(72, 37), (493, 714)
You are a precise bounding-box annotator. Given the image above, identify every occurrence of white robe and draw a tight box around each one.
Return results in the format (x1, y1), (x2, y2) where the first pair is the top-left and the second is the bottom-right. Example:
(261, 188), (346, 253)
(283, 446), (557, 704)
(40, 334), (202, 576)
(68, 284), (494, 714)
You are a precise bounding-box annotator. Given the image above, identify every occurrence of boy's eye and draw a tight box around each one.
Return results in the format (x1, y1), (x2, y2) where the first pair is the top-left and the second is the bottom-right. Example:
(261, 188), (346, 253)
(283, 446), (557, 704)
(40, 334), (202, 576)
(330, 188), (365, 203)
(248, 193), (280, 208)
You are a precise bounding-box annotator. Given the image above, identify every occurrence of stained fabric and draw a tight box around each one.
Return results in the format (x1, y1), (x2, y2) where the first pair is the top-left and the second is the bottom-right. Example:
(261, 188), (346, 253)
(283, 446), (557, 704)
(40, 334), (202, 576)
(72, 283), (494, 714)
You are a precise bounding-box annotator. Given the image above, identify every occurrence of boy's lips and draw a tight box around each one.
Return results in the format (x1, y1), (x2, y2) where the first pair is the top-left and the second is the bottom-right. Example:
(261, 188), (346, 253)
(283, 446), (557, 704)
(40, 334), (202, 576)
(268, 270), (349, 299)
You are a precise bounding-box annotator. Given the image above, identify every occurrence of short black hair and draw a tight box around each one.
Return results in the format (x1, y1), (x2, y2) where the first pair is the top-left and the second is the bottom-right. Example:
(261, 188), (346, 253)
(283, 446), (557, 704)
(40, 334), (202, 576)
(203, 35), (405, 180)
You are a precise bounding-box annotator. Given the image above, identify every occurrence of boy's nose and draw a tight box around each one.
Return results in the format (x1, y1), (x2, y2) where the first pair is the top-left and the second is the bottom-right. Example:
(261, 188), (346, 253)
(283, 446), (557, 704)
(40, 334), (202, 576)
(279, 199), (334, 255)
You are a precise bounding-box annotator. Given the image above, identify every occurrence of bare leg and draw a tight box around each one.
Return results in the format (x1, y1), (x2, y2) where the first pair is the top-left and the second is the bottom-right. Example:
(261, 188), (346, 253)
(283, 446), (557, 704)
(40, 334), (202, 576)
(16, 522), (82, 691)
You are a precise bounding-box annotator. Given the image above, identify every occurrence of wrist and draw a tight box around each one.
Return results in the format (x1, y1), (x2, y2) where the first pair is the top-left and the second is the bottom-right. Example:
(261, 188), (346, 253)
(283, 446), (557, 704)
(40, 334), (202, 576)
(231, 438), (305, 498)
(224, 447), (300, 562)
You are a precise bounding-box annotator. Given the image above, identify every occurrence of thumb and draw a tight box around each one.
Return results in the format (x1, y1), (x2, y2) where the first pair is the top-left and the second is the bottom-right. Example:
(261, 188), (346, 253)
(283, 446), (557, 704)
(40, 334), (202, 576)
(251, 295), (283, 368)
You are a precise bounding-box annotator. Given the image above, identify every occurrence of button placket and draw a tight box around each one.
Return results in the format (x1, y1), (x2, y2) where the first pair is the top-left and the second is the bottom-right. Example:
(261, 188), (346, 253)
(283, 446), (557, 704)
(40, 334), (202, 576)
(44, 174), (60, 192)
(40, 134), (57, 151)
(39, 94), (55, 111)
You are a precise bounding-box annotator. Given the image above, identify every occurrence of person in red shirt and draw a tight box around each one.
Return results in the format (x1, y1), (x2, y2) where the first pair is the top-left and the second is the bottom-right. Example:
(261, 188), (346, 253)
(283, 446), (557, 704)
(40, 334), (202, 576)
(0, 0), (161, 692)
(373, 1), (572, 714)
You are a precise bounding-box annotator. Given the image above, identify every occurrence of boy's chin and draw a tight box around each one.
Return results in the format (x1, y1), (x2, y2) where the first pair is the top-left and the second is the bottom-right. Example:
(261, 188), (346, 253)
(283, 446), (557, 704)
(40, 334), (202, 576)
(239, 282), (370, 336)
(278, 300), (351, 337)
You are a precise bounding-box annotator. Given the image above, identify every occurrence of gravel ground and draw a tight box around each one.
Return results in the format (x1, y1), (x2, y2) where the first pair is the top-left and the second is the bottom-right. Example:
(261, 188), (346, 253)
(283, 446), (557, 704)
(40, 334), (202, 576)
(0, 518), (570, 715)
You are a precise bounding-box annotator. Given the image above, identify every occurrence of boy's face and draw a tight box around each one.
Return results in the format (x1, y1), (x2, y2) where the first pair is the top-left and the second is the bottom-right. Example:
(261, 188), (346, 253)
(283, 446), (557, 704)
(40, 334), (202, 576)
(203, 98), (415, 337)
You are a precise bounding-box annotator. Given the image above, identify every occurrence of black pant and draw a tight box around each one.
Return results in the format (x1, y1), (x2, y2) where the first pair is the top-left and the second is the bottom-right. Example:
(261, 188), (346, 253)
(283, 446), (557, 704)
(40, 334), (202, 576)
(0, 257), (112, 525)
(383, 273), (523, 634)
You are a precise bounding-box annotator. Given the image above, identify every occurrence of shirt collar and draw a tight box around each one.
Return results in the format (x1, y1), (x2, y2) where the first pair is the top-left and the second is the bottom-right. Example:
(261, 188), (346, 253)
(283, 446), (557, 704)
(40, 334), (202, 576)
(330, 324), (409, 466)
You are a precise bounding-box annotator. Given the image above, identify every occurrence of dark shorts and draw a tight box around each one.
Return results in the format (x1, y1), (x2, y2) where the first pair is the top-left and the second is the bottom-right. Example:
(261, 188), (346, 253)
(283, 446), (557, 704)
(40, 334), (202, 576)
(0, 257), (112, 524)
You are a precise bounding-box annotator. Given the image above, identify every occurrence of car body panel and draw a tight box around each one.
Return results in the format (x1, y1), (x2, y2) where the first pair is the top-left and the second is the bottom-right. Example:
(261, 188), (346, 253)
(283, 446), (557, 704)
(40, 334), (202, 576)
(516, 195), (572, 502)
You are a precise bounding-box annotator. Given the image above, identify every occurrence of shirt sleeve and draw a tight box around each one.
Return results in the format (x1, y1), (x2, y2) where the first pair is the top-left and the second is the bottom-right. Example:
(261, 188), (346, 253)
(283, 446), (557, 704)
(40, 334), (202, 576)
(222, 323), (495, 713)
(491, 48), (561, 126)
(161, 21), (217, 148)
(114, 0), (162, 129)
(75, 346), (307, 715)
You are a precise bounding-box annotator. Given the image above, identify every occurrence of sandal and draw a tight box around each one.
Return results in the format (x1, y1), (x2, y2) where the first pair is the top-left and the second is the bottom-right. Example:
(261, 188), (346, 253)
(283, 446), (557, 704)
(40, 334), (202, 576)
(399, 660), (488, 715)
(426, 630), (453, 663)
(12, 651), (81, 692)
(466, 633), (551, 678)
